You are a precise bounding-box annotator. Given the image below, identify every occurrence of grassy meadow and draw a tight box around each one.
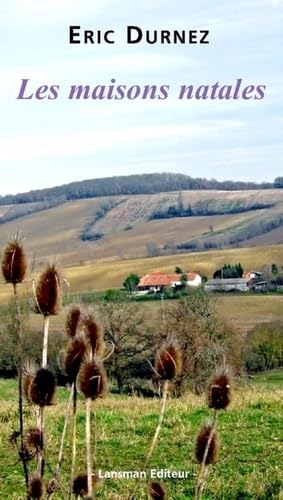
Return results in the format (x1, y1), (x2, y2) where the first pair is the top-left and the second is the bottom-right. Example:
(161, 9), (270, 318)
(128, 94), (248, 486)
(0, 374), (282, 499)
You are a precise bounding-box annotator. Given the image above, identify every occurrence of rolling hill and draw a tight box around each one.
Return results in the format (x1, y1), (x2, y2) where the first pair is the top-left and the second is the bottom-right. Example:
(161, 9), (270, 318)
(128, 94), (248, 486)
(0, 187), (282, 267)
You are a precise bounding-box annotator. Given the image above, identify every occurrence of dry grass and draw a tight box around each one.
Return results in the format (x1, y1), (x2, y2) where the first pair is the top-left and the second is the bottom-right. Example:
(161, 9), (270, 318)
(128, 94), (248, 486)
(215, 295), (283, 332)
(0, 244), (283, 327)
(59, 244), (283, 292)
(0, 190), (283, 266)
(91, 211), (262, 260)
(0, 290), (282, 339)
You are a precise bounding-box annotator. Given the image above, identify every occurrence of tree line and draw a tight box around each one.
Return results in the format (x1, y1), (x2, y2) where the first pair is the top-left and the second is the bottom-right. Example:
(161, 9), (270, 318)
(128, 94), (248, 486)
(0, 173), (281, 206)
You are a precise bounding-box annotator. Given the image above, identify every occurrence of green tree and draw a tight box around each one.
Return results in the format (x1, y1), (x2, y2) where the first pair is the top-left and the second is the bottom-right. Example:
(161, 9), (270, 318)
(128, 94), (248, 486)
(235, 262), (244, 277)
(213, 263), (243, 279)
(175, 266), (183, 274)
(123, 273), (140, 294)
(271, 263), (279, 275)
(244, 322), (283, 372)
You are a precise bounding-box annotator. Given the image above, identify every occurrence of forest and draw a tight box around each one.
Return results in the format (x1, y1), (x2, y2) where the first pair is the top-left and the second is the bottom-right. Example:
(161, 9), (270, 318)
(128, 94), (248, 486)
(0, 173), (282, 206)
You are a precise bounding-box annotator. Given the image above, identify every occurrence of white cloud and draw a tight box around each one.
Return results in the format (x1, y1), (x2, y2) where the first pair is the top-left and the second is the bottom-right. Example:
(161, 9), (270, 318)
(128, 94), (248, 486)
(0, 120), (244, 161)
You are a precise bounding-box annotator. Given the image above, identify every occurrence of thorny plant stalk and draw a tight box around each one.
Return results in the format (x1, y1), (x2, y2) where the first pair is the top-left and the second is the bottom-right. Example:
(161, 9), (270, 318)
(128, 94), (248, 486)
(86, 398), (93, 497)
(93, 409), (97, 470)
(37, 406), (45, 477)
(13, 283), (30, 499)
(195, 467), (209, 500)
(69, 384), (78, 500)
(195, 409), (218, 500)
(37, 315), (50, 478)
(129, 379), (169, 500)
(144, 379), (169, 467)
(42, 316), (50, 368)
(47, 384), (74, 499)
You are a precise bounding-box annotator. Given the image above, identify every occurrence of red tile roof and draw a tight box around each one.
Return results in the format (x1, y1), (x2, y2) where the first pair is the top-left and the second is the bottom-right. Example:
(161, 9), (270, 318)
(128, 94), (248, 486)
(243, 271), (251, 278)
(138, 272), (198, 287)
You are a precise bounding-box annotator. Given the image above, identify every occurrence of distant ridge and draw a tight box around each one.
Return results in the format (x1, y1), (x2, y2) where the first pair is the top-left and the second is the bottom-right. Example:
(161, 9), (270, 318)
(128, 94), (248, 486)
(0, 172), (282, 205)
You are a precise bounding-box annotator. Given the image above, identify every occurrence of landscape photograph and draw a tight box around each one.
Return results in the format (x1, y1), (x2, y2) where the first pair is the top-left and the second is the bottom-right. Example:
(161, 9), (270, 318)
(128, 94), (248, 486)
(1, 0), (283, 498)
(0, 173), (282, 499)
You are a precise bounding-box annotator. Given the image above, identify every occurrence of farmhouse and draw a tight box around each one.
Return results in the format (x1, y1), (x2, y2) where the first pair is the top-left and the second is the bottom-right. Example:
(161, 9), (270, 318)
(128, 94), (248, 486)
(243, 270), (263, 280)
(137, 271), (201, 293)
(204, 277), (251, 292)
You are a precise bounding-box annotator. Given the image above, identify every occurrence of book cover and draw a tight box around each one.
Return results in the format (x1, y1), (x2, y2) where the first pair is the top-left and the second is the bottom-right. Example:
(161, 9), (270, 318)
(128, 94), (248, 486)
(0, 2), (282, 499)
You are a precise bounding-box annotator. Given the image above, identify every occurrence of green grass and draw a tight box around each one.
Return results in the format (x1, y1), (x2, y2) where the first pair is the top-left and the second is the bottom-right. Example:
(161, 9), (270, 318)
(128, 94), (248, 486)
(0, 378), (282, 499)
(0, 378), (18, 401)
(252, 369), (283, 387)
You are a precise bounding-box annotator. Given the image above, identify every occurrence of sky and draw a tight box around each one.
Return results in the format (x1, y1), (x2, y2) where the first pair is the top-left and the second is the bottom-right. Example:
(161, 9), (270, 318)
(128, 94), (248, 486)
(1, 0), (283, 195)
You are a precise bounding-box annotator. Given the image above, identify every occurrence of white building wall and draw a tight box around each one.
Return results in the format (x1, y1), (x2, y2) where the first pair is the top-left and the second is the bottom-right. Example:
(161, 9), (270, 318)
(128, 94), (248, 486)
(188, 275), (202, 287)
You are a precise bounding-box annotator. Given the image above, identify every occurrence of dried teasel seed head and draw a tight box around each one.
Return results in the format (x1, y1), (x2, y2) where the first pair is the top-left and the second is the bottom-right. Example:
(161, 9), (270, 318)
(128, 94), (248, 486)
(22, 427), (42, 460)
(23, 372), (34, 403)
(20, 446), (36, 462)
(65, 335), (87, 382)
(149, 480), (167, 499)
(72, 472), (100, 498)
(1, 236), (27, 285)
(46, 477), (59, 494)
(28, 476), (45, 499)
(28, 368), (56, 406)
(195, 423), (219, 465)
(207, 368), (232, 410)
(155, 342), (182, 380)
(78, 358), (107, 400)
(82, 314), (105, 357)
(35, 264), (62, 316)
(66, 305), (81, 337)
(72, 473), (88, 497)
(24, 427), (42, 451)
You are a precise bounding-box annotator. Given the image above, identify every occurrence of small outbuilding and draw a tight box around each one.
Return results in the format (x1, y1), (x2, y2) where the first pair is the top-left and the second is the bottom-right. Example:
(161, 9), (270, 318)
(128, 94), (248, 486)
(204, 277), (251, 292)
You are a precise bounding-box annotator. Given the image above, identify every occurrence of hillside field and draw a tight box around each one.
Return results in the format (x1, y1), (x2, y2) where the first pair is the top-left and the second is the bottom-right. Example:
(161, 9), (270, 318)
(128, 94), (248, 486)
(0, 244), (282, 335)
(0, 244), (282, 302)
(0, 189), (283, 265)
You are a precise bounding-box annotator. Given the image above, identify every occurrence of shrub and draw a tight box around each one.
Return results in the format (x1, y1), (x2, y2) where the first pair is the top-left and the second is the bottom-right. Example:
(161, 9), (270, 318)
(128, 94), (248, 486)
(243, 322), (283, 372)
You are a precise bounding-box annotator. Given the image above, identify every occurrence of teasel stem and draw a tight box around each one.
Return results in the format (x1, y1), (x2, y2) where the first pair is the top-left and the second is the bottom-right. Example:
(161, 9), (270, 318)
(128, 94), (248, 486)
(195, 467), (209, 500)
(47, 384), (74, 500)
(93, 409), (97, 470)
(86, 398), (93, 498)
(13, 283), (30, 499)
(42, 316), (50, 368)
(145, 379), (169, 467)
(69, 383), (78, 500)
(128, 380), (169, 500)
(36, 407), (45, 477)
(195, 409), (218, 500)
(36, 315), (50, 479)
